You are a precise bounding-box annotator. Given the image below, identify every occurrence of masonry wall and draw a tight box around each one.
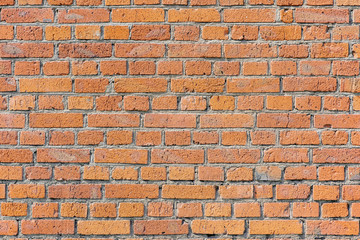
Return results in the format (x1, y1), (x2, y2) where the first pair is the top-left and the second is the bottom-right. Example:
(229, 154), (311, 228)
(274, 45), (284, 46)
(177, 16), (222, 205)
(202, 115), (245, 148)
(1, 0), (360, 239)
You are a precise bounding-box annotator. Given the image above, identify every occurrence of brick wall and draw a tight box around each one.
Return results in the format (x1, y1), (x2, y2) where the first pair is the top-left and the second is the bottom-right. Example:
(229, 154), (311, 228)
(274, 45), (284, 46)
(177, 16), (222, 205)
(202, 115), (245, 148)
(0, 0), (360, 238)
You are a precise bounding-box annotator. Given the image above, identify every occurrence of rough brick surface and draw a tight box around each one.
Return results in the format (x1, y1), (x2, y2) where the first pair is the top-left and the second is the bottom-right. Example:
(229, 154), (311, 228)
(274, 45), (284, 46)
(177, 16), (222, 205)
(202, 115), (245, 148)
(0, 0), (360, 239)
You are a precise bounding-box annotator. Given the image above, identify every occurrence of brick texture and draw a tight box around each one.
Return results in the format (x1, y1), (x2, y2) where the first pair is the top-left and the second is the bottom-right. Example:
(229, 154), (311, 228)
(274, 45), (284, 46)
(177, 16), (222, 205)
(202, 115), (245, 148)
(0, 0), (359, 239)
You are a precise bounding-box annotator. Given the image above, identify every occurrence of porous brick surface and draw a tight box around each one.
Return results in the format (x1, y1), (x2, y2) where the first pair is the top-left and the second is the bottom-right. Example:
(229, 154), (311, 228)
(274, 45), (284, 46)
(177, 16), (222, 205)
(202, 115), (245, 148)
(0, 0), (360, 239)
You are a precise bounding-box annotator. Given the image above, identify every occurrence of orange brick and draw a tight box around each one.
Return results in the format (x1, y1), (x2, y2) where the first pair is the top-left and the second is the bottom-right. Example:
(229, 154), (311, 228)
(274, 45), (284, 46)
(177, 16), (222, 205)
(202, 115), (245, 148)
(322, 203), (348, 218)
(25, 166), (51, 180)
(90, 203), (117, 218)
(75, 25), (101, 39)
(219, 185), (253, 199)
(119, 202), (144, 217)
(177, 202), (202, 217)
(276, 184), (310, 199)
(49, 184), (101, 199)
(107, 130), (132, 145)
(21, 220), (74, 235)
(165, 131), (191, 146)
(174, 26), (200, 41)
(293, 202), (319, 218)
(243, 61), (268, 75)
(32, 203), (58, 218)
(9, 184), (45, 198)
(112, 167), (138, 180)
(192, 220), (244, 235)
(264, 202), (290, 217)
(77, 220), (130, 235)
(141, 167), (166, 181)
(148, 202), (173, 217)
(9, 95), (35, 111)
(124, 96), (149, 111)
(227, 167), (253, 181)
(255, 166), (281, 181)
(1, 202), (27, 216)
(169, 167), (195, 181)
(136, 131), (161, 146)
(193, 131), (219, 144)
(205, 203), (231, 217)
(234, 203), (261, 217)
(198, 166), (224, 181)
(45, 26), (71, 40)
(266, 96), (293, 110)
(313, 185), (339, 200)
(249, 220), (302, 235)
(84, 166), (110, 180)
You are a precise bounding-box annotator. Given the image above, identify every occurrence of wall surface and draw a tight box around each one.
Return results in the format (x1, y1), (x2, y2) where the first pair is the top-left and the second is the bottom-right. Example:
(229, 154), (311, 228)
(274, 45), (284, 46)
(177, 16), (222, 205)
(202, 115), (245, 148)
(0, 0), (360, 239)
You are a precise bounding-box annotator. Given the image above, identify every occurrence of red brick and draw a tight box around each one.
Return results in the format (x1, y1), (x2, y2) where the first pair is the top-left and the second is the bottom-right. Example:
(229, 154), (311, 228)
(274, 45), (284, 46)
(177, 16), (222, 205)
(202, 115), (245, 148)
(181, 96), (206, 111)
(168, 8), (220, 22)
(0, 149), (32, 163)
(78, 221), (130, 235)
(145, 114), (196, 128)
(21, 220), (74, 235)
(95, 149), (147, 164)
(232, 26), (258, 40)
(134, 220), (188, 235)
(249, 220), (302, 235)
(225, 44), (277, 58)
(264, 148), (309, 163)
(25, 167), (51, 180)
(198, 166), (224, 181)
(295, 8), (349, 23)
(283, 77), (337, 92)
(306, 220), (359, 235)
(234, 203), (261, 217)
(208, 149), (260, 163)
(115, 78), (167, 92)
(9, 184), (45, 198)
(118, 202), (144, 217)
(17, 26), (42, 40)
(131, 25), (170, 40)
(105, 184), (158, 199)
(200, 114), (254, 128)
(276, 184), (311, 199)
(113, 8), (164, 22)
(172, 78), (225, 93)
(193, 131), (219, 144)
(224, 9), (276, 22)
(192, 220), (244, 235)
(313, 185), (339, 200)
(48, 184), (101, 199)
(61, 202), (87, 218)
(293, 202), (319, 218)
(0, 43), (53, 58)
(2, 8), (54, 23)
(0, 220), (17, 235)
(1, 202), (27, 216)
(151, 149), (204, 164)
(162, 185), (215, 199)
(264, 202), (290, 217)
(219, 185), (253, 199)
(284, 166), (317, 180)
(174, 26), (199, 41)
(88, 114), (139, 127)
(58, 9), (109, 23)
(129, 61), (156, 75)
(177, 202), (202, 217)
(32, 203), (58, 218)
(169, 167), (195, 181)
(90, 203), (117, 218)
